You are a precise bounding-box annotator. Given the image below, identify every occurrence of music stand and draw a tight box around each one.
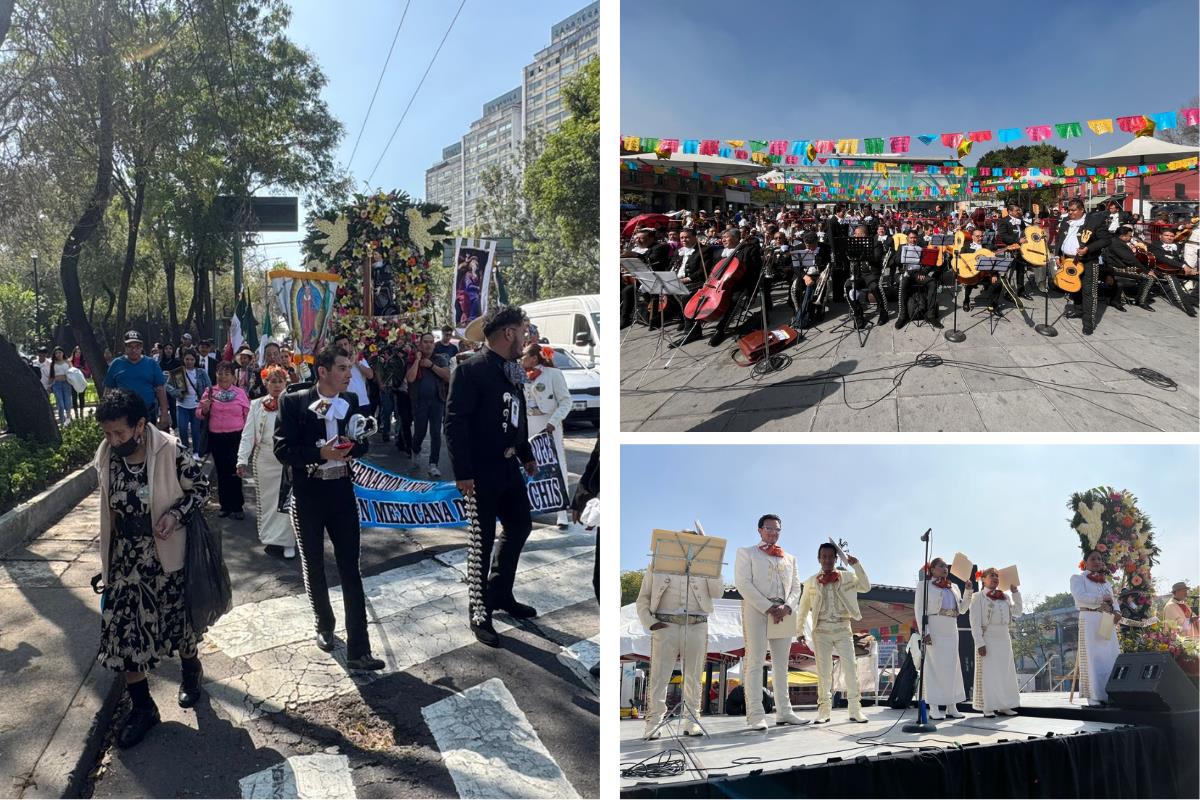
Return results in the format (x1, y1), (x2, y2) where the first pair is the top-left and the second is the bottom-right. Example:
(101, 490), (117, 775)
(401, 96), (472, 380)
(1036, 256), (1061, 337)
(930, 238), (967, 343)
(627, 270), (696, 388)
(788, 251), (820, 337)
(974, 257), (1013, 337)
(645, 529), (726, 742)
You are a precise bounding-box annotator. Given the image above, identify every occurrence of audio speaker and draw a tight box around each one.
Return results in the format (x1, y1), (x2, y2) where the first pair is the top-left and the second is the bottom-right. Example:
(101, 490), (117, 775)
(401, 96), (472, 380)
(1104, 652), (1199, 712)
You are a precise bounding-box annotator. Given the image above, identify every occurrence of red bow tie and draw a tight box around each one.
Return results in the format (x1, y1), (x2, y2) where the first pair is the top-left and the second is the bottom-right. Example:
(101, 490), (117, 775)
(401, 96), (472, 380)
(263, 397), (278, 412)
(986, 589), (1006, 601)
(932, 578), (951, 589)
(817, 571), (840, 585)
(758, 543), (783, 558)
(1086, 571), (1108, 583)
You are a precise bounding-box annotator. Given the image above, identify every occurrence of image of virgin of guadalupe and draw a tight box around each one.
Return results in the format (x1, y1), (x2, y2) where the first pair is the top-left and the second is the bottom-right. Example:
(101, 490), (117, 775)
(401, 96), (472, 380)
(371, 255), (401, 317)
(455, 252), (484, 325)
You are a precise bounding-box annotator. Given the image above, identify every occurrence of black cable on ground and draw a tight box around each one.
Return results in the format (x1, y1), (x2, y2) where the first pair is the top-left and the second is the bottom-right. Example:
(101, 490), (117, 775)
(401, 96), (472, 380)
(620, 748), (687, 779)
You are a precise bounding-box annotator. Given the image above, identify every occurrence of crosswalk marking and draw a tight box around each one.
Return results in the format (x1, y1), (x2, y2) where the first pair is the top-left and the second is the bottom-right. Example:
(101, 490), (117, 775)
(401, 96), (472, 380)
(239, 754), (356, 799)
(422, 678), (579, 799)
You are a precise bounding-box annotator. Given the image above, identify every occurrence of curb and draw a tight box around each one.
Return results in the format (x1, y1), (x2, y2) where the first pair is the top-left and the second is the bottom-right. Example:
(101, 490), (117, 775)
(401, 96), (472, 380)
(22, 662), (123, 799)
(0, 462), (97, 557)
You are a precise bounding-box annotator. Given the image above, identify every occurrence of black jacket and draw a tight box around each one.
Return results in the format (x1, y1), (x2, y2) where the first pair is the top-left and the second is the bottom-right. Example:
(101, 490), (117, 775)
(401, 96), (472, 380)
(1056, 212), (1110, 263)
(640, 242), (673, 272)
(273, 386), (370, 488)
(1149, 241), (1186, 270)
(445, 348), (534, 483)
(824, 216), (849, 261)
(571, 441), (599, 514)
(993, 216), (1025, 248)
(670, 246), (712, 286)
(1102, 239), (1141, 271)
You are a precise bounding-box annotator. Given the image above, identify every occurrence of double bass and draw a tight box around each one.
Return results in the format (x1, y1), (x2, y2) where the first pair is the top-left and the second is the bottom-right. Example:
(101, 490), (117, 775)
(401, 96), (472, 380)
(683, 250), (746, 321)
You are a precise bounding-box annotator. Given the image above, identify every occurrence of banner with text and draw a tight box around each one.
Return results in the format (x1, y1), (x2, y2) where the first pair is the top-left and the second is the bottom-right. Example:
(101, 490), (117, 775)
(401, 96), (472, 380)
(351, 429), (568, 528)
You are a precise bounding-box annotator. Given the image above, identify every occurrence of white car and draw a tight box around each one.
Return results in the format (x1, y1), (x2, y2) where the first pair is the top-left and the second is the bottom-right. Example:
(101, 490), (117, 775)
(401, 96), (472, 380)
(551, 348), (599, 428)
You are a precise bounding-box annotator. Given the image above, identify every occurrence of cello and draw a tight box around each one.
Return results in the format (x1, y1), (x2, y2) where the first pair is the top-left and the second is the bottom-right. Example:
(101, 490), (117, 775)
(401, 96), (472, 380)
(683, 249), (746, 321)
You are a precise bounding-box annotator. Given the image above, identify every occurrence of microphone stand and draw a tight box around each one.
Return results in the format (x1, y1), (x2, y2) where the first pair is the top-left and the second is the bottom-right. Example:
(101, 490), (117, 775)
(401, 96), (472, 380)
(902, 527), (938, 734)
(1036, 255), (1059, 337)
(944, 248), (966, 343)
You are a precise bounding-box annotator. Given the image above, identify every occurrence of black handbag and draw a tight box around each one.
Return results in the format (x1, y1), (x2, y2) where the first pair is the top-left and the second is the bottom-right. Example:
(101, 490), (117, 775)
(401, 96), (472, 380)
(184, 509), (233, 635)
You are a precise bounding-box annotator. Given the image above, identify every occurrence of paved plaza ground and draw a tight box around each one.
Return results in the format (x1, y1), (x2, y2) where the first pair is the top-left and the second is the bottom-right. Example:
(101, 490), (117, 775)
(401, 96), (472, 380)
(620, 289), (1199, 432)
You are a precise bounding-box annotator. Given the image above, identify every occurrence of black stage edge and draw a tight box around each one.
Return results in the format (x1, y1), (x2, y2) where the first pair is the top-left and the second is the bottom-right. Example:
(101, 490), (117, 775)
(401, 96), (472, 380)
(621, 724), (1179, 799)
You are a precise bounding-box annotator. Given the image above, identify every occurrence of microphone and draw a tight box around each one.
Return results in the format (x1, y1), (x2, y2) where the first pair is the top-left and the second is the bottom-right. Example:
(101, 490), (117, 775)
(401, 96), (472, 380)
(920, 528), (931, 542)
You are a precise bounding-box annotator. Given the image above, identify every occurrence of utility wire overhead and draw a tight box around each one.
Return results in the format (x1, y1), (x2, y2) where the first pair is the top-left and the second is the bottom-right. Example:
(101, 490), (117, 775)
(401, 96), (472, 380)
(346, 0), (413, 171)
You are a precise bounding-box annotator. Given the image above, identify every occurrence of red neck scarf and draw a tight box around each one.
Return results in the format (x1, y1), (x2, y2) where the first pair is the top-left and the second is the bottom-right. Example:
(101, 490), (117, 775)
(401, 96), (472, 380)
(263, 396), (279, 412)
(932, 577), (951, 590)
(1086, 571), (1108, 584)
(758, 543), (783, 558)
(817, 570), (840, 585)
(1176, 600), (1193, 617)
(986, 589), (1006, 601)
(525, 367), (543, 382)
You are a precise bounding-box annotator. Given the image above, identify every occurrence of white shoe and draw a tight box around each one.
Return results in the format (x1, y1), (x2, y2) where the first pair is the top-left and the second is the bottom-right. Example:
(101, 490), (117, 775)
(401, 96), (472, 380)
(997, 708), (1018, 716)
(982, 711), (996, 718)
(283, 547), (296, 559)
(682, 723), (705, 737)
(848, 707), (868, 723)
(946, 708), (965, 719)
(928, 708), (946, 720)
(746, 717), (769, 731)
(642, 725), (661, 741)
(428, 464), (442, 478)
(775, 710), (805, 726)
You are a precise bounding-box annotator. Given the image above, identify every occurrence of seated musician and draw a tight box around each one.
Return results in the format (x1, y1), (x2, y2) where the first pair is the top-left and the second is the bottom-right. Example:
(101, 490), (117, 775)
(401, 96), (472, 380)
(704, 227), (763, 347)
(668, 227), (715, 348)
(960, 227), (1004, 313)
(789, 232), (829, 323)
(894, 230), (942, 330)
(625, 228), (674, 330)
(1100, 226), (1152, 312)
(846, 224), (888, 329)
(1148, 228), (1198, 316)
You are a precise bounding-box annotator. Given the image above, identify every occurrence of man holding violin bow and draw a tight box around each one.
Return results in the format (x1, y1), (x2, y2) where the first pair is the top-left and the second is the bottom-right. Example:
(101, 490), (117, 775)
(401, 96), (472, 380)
(667, 227), (718, 348)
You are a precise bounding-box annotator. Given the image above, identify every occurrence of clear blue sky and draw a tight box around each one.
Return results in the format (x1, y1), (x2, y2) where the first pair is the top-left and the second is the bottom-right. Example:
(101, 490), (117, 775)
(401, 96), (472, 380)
(621, 0), (1198, 165)
(620, 445), (1199, 604)
(253, 0), (591, 268)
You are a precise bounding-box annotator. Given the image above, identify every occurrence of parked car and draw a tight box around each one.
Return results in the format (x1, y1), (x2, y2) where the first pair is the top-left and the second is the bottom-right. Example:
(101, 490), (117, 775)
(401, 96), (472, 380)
(523, 294), (600, 368)
(551, 348), (599, 428)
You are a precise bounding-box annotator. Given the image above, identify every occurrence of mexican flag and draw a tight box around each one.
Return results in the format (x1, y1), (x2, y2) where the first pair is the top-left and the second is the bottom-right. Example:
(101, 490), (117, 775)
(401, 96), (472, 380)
(256, 308), (274, 362)
(229, 290), (259, 354)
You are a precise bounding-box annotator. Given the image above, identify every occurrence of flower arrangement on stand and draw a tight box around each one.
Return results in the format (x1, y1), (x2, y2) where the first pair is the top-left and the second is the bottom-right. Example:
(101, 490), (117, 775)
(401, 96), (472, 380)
(1068, 486), (1194, 677)
(300, 190), (448, 355)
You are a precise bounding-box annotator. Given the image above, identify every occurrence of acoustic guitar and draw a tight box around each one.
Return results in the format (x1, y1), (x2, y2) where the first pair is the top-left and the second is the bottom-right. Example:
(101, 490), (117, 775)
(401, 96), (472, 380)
(1054, 255), (1083, 293)
(1019, 225), (1049, 266)
(953, 247), (994, 283)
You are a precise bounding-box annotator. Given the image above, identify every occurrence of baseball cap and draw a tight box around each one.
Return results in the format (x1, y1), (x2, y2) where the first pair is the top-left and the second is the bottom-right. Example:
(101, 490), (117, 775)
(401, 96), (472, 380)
(124, 330), (143, 344)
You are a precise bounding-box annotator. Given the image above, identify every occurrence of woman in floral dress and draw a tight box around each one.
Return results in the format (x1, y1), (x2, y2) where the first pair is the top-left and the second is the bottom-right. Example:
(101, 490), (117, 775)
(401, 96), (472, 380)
(95, 389), (209, 749)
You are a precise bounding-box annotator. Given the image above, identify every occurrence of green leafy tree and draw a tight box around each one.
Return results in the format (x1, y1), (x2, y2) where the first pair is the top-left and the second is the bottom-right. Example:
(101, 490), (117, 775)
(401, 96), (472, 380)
(621, 569), (644, 607)
(1033, 591), (1075, 613)
(976, 144), (1068, 210)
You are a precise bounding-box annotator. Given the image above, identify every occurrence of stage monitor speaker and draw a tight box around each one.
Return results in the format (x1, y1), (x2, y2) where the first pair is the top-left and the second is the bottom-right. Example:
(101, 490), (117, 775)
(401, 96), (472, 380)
(1104, 652), (1199, 712)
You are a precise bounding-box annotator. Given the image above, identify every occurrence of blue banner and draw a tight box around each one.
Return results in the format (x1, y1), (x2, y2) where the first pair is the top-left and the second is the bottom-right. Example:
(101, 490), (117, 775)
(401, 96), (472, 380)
(350, 430), (569, 529)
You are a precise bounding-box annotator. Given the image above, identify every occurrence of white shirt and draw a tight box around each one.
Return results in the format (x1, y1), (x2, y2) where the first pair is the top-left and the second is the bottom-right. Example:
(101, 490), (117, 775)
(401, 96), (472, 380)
(347, 358), (370, 407)
(1061, 218), (1086, 256)
(721, 247), (736, 258)
(675, 247), (695, 278)
(1107, 213), (1121, 232)
(179, 368), (200, 409)
(38, 359), (52, 390)
(315, 391), (342, 473)
(817, 578), (850, 624)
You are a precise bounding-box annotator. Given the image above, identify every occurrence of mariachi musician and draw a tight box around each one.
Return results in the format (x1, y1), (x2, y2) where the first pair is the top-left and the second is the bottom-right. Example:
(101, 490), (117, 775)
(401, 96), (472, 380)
(825, 204), (850, 303)
(846, 224), (888, 329)
(1056, 198), (1112, 336)
(1103, 197), (1134, 233)
(668, 227), (717, 347)
(1148, 228), (1198, 316)
(1100, 226), (1154, 312)
(789, 232), (830, 327)
(702, 226), (763, 347)
(958, 227), (1004, 312)
(894, 227), (943, 330)
(993, 203), (1034, 300)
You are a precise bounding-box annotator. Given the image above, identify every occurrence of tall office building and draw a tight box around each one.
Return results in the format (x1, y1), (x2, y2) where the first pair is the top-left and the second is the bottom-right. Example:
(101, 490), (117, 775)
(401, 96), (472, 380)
(424, 2), (598, 231)
(522, 1), (598, 137)
(425, 142), (464, 228)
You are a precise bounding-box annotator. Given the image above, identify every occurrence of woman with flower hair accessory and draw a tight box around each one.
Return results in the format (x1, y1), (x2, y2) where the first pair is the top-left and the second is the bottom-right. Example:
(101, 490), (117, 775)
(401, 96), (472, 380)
(913, 557), (972, 719)
(236, 366), (296, 558)
(969, 567), (1022, 717)
(1071, 549), (1123, 707)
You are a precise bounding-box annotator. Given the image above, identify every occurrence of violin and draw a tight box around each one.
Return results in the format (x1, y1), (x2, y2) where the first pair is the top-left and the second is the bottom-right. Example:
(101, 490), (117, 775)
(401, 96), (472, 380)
(683, 252), (745, 321)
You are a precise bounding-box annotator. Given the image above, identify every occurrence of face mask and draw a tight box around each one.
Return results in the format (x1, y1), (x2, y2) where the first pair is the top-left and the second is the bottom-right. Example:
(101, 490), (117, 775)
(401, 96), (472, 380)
(113, 430), (141, 457)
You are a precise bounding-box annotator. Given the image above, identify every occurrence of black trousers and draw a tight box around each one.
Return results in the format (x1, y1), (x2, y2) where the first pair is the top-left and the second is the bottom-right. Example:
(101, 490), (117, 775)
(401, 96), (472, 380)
(291, 477), (370, 658)
(467, 465), (533, 625)
(963, 276), (1004, 307)
(208, 431), (244, 513)
(391, 390), (414, 454)
(898, 271), (940, 321)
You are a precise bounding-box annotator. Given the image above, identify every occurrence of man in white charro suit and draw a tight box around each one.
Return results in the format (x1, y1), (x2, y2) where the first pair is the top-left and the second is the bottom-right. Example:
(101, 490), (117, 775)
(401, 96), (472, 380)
(636, 553), (725, 739)
(796, 542), (871, 724)
(734, 514), (804, 730)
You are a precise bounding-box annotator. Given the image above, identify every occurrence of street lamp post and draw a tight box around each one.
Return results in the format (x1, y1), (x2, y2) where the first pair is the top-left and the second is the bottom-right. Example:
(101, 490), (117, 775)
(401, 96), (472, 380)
(31, 250), (42, 345)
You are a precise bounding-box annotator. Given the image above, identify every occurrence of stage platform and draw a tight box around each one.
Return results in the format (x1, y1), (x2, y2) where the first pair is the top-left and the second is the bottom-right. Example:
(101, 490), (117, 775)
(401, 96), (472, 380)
(619, 699), (1185, 798)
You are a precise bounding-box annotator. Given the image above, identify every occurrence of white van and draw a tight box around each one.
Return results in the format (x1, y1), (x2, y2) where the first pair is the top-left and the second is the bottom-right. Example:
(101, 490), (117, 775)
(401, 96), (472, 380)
(523, 294), (600, 368)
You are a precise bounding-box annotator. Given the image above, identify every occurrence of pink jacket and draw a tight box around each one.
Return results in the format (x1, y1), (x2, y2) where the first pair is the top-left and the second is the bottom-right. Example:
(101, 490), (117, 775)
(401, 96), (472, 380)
(198, 385), (250, 433)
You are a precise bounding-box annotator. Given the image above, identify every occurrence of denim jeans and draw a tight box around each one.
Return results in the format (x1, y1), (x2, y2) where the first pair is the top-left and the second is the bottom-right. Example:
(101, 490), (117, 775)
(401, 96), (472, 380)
(178, 405), (202, 452)
(377, 391), (394, 436)
(51, 381), (72, 424)
(412, 399), (443, 465)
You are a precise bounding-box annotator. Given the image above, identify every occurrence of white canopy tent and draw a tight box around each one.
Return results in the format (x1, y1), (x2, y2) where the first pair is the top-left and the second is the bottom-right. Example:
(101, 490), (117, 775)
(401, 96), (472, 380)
(1075, 137), (1200, 216)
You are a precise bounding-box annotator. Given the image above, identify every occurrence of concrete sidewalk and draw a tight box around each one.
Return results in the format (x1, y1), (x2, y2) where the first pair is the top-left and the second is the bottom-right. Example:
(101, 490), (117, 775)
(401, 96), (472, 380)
(620, 289), (1199, 432)
(0, 491), (120, 799)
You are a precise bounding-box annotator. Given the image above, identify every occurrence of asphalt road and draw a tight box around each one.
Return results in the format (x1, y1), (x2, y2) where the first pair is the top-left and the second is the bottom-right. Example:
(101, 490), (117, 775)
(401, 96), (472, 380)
(85, 424), (598, 799)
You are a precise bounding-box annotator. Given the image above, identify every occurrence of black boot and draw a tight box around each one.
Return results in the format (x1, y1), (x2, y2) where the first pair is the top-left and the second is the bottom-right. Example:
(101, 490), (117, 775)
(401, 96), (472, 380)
(471, 617), (501, 648)
(118, 679), (160, 749)
(178, 656), (203, 708)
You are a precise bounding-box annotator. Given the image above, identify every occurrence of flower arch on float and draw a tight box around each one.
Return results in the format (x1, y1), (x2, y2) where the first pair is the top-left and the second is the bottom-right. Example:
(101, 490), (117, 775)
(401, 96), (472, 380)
(1067, 486), (1160, 623)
